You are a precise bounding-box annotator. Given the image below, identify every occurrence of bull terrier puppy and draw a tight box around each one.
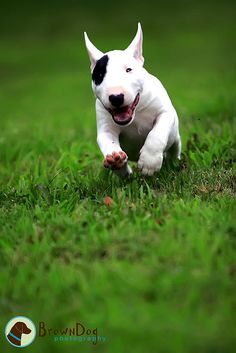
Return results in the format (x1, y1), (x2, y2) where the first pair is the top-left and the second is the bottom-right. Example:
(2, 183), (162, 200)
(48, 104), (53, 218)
(84, 23), (181, 176)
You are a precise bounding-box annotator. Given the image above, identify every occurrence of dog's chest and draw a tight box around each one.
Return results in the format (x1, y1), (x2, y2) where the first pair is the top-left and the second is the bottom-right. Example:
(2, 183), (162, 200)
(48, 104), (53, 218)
(119, 111), (156, 160)
(122, 110), (156, 137)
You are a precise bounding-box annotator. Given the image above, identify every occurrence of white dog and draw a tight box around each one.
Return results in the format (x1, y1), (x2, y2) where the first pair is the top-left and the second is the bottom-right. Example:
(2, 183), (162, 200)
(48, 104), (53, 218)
(84, 23), (181, 176)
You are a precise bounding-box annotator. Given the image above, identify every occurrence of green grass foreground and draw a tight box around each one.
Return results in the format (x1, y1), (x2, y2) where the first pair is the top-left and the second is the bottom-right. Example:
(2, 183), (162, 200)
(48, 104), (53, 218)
(0, 1), (235, 352)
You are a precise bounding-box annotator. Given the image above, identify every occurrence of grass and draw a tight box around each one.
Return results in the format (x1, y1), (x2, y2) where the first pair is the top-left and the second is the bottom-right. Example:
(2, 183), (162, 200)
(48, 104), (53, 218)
(0, 0), (236, 352)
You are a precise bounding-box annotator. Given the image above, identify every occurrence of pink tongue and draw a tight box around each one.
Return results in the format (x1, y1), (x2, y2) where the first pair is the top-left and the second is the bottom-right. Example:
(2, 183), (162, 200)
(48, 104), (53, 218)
(113, 106), (132, 123)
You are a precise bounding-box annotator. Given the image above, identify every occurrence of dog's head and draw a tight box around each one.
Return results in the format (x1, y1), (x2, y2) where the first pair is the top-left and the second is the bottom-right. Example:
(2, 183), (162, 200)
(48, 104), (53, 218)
(84, 23), (145, 126)
(11, 322), (31, 335)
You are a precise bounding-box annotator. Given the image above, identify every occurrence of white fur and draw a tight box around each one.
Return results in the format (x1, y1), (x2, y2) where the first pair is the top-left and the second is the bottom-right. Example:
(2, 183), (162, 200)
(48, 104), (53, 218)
(84, 23), (181, 176)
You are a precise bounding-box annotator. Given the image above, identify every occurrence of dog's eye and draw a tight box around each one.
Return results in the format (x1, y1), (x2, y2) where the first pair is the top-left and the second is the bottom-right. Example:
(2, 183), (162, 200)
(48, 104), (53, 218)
(126, 68), (132, 73)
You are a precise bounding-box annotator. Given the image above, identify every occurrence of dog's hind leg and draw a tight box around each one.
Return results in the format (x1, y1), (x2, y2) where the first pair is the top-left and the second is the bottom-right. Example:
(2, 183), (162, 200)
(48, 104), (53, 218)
(167, 135), (181, 160)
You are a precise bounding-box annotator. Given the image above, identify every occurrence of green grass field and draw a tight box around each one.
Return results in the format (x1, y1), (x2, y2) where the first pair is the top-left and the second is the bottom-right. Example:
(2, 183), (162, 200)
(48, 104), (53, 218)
(0, 0), (235, 352)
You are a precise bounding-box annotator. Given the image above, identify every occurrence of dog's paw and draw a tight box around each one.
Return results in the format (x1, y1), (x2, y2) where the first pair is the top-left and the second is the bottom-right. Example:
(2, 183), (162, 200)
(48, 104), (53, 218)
(138, 151), (163, 176)
(103, 151), (127, 170)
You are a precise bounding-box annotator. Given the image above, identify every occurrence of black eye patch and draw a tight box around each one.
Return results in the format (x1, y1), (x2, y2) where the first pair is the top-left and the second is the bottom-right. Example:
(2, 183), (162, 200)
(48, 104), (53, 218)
(92, 55), (109, 85)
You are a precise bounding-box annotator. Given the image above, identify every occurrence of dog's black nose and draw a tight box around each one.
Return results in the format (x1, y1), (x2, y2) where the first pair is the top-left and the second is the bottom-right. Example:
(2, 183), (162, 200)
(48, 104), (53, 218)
(109, 94), (124, 108)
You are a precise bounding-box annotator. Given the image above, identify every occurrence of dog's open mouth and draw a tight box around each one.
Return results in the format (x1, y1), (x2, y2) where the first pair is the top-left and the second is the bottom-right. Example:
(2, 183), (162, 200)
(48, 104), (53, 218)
(108, 93), (140, 126)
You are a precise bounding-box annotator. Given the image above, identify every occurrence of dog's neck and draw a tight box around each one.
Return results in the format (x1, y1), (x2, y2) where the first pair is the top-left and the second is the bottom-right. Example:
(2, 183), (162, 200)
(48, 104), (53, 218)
(8, 326), (22, 346)
(135, 69), (156, 109)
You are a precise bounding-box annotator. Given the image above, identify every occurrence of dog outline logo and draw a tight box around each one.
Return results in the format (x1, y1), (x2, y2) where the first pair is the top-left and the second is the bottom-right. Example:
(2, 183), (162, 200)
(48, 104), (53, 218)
(5, 316), (36, 348)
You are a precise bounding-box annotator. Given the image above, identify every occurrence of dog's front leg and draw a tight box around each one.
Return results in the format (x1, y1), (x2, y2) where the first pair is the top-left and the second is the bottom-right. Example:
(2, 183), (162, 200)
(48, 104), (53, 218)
(96, 101), (132, 177)
(138, 112), (175, 176)
(97, 126), (132, 177)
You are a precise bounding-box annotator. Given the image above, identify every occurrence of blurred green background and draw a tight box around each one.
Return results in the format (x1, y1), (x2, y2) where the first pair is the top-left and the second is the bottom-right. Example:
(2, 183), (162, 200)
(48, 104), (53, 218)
(0, 0), (235, 352)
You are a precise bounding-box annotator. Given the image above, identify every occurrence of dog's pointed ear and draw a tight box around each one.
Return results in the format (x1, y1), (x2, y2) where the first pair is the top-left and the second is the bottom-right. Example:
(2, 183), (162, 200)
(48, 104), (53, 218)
(84, 32), (104, 71)
(125, 23), (144, 65)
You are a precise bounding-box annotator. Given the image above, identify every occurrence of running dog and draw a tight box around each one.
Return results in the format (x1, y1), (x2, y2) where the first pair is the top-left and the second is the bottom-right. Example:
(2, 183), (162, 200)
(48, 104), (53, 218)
(84, 23), (181, 176)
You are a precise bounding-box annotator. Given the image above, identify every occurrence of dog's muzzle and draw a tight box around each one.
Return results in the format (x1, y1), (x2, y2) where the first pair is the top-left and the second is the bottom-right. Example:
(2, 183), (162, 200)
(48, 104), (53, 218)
(107, 93), (140, 126)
